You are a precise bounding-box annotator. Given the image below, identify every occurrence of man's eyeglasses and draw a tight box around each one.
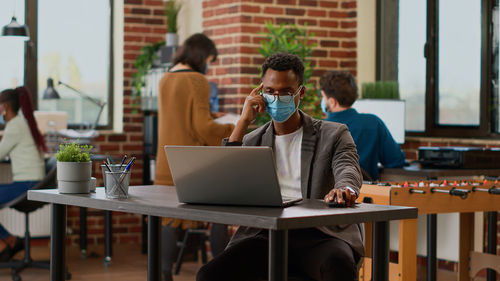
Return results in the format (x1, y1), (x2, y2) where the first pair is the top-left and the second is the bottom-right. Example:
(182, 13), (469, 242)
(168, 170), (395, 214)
(260, 85), (303, 103)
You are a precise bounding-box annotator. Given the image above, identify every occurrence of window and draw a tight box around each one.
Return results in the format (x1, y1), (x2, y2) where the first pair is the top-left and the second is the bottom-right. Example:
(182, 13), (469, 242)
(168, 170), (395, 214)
(0, 1), (25, 94)
(398, 0), (427, 131)
(388, 0), (498, 137)
(438, 0), (481, 126)
(37, 0), (112, 127)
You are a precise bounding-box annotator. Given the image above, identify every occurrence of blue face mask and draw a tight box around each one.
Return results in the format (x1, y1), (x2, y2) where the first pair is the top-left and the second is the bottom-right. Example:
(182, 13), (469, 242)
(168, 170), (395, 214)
(321, 97), (328, 114)
(262, 86), (302, 123)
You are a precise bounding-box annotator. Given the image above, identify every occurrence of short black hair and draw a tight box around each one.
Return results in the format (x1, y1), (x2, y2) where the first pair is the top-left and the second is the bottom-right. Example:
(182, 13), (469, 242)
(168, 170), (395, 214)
(0, 89), (20, 112)
(319, 71), (358, 107)
(261, 53), (304, 84)
(172, 33), (218, 73)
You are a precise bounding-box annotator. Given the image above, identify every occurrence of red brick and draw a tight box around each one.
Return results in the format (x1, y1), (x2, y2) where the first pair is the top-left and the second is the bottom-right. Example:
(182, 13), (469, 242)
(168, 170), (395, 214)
(241, 5), (261, 13)
(277, 0), (296, 4)
(263, 7), (284, 14)
(330, 51), (356, 58)
(342, 41), (357, 48)
(320, 1), (338, 8)
(298, 19), (317, 26)
(131, 8), (150, 15)
(308, 9), (327, 17)
(319, 60), (338, 68)
(276, 18), (295, 25)
(340, 61), (356, 67)
(320, 40), (339, 48)
(329, 31), (356, 38)
(286, 8), (306, 16)
(342, 1), (356, 9)
(319, 20), (339, 28)
(341, 21), (357, 29)
(299, 0), (318, 6)
(108, 135), (127, 142)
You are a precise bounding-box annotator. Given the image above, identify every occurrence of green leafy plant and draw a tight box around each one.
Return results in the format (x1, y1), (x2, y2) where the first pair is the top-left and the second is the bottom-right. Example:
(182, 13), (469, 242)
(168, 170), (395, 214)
(256, 22), (322, 126)
(55, 142), (92, 162)
(164, 0), (181, 33)
(131, 41), (164, 99)
(361, 81), (400, 99)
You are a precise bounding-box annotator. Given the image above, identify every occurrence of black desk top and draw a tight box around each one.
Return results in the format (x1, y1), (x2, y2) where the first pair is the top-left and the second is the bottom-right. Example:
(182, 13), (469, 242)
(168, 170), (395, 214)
(28, 185), (417, 230)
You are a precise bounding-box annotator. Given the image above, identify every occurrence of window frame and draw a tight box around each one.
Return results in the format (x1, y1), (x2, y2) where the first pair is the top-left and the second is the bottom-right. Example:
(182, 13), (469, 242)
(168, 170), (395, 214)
(380, 0), (500, 139)
(24, 0), (114, 130)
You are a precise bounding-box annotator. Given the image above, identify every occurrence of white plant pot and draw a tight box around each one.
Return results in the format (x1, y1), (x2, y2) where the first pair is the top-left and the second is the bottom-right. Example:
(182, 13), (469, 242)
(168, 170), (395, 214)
(165, 33), (178, 47)
(57, 161), (92, 194)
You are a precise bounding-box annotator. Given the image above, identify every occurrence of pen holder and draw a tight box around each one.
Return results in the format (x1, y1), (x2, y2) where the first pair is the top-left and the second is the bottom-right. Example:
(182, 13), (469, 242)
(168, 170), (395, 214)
(104, 171), (131, 199)
(101, 164), (126, 186)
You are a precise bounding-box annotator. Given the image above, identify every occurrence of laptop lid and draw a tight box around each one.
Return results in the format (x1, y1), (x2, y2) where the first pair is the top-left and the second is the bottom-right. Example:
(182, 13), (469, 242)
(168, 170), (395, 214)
(164, 145), (286, 207)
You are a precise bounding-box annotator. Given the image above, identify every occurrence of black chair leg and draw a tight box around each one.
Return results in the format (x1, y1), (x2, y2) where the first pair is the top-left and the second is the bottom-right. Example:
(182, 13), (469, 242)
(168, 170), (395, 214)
(174, 231), (190, 275)
(200, 234), (207, 264)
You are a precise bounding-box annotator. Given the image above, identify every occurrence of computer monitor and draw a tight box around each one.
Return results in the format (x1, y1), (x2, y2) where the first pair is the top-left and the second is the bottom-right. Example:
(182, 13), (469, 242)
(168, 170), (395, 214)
(352, 99), (406, 144)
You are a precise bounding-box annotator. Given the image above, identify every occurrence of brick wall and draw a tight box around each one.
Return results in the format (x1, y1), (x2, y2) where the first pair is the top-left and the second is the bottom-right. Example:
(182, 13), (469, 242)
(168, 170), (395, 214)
(66, 0), (166, 247)
(202, 0), (357, 113)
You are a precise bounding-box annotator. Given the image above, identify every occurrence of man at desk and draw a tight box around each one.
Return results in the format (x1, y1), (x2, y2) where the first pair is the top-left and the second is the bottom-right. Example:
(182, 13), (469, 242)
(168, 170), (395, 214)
(320, 71), (405, 181)
(197, 53), (363, 281)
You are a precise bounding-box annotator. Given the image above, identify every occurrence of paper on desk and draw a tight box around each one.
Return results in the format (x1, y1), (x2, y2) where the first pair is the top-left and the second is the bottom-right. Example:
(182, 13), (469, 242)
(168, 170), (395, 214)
(214, 113), (240, 125)
(58, 129), (99, 139)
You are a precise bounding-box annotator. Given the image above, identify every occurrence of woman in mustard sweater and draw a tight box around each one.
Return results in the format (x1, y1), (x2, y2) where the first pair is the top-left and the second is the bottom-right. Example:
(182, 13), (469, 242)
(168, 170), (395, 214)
(154, 33), (233, 281)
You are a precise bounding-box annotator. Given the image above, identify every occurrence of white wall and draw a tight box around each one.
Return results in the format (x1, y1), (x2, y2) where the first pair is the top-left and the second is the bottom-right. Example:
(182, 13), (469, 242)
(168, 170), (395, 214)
(113, 0), (124, 133)
(357, 0), (376, 85)
(177, 0), (203, 43)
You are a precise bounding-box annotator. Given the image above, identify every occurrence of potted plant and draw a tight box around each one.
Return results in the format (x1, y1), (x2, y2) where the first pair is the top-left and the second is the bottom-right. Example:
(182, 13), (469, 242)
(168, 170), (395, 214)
(256, 22), (320, 126)
(164, 0), (181, 47)
(56, 142), (93, 193)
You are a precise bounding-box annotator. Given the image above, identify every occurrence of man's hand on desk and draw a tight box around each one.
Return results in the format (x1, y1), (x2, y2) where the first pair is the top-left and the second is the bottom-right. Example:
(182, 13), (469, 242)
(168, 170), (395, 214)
(324, 187), (356, 207)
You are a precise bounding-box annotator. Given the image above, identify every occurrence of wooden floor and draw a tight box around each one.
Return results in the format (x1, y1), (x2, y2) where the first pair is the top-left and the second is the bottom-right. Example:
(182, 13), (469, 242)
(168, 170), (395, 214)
(0, 244), (201, 281)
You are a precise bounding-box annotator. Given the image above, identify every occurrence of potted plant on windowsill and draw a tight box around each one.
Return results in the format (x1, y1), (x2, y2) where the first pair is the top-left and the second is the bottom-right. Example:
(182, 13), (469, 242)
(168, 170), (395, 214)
(164, 0), (181, 47)
(56, 142), (93, 194)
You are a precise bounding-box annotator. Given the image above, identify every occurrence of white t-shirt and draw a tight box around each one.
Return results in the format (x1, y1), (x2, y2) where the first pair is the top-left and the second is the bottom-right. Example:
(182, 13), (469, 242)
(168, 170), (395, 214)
(274, 127), (303, 198)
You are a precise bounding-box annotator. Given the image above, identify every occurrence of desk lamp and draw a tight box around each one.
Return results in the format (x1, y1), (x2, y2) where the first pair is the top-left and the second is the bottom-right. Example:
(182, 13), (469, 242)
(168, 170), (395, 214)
(42, 78), (106, 129)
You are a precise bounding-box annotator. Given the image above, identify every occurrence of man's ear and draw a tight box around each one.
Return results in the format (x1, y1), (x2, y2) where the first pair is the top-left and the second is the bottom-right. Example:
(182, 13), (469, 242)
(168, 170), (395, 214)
(299, 85), (306, 99)
(328, 97), (338, 109)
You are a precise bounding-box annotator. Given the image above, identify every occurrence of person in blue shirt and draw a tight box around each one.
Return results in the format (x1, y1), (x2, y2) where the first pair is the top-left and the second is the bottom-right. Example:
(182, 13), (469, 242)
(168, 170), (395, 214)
(319, 71), (405, 180)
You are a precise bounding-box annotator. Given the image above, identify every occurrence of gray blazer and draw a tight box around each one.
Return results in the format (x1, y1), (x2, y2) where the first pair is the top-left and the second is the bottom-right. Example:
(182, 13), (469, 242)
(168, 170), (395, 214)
(225, 111), (364, 256)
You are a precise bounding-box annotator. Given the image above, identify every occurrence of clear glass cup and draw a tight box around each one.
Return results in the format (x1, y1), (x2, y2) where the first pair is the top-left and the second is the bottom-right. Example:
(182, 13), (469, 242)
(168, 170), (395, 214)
(104, 171), (131, 199)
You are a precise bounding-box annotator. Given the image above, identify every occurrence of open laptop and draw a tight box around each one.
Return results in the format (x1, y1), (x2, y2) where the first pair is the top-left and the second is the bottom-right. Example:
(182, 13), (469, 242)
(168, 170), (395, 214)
(164, 146), (302, 207)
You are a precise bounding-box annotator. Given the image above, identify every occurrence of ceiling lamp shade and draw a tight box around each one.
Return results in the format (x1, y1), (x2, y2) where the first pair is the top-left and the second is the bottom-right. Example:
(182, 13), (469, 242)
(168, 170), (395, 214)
(1, 16), (30, 40)
(42, 78), (60, 99)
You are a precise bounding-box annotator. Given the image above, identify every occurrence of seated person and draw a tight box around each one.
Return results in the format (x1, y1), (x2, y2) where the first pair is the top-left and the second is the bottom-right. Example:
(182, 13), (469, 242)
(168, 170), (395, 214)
(0, 88), (46, 261)
(320, 71), (405, 181)
(197, 53), (363, 281)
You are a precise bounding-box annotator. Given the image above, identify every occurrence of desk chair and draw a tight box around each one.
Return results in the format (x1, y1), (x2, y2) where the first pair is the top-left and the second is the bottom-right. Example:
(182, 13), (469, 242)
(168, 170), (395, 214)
(0, 157), (70, 281)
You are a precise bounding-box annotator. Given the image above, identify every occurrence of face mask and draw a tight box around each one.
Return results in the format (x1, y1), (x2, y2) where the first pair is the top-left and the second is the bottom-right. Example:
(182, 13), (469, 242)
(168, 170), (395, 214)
(262, 86), (302, 123)
(321, 97), (328, 114)
(203, 62), (210, 74)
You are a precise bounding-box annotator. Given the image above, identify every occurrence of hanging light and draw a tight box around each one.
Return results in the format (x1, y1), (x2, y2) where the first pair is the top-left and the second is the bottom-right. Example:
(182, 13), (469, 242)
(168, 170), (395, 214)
(1, 16), (30, 40)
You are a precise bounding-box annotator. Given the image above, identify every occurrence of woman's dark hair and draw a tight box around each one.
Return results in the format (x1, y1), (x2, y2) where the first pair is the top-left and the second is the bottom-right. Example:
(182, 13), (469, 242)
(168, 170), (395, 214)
(172, 33), (218, 73)
(319, 71), (358, 107)
(261, 53), (304, 85)
(0, 87), (47, 153)
(0, 89), (20, 113)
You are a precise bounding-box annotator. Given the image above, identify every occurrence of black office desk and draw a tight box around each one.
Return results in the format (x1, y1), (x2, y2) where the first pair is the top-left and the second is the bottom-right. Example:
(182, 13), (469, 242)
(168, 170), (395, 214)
(28, 185), (417, 281)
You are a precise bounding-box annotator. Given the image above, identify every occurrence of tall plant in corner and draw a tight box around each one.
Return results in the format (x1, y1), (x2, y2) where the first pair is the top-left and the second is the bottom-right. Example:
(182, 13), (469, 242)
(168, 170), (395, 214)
(164, 0), (181, 47)
(256, 22), (322, 126)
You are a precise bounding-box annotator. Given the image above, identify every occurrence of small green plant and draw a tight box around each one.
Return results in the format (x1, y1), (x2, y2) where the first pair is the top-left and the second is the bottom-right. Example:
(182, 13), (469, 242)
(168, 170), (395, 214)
(256, 22), (321, 126)
(131, 41), (164, 100)
(55, 142), (92, 162)
(361, 81), (400, 99)
(164, 0), (181, 33)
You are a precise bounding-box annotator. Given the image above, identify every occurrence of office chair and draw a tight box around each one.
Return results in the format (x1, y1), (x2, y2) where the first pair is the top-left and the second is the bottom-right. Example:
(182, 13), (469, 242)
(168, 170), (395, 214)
(0, 157), (70, 281)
